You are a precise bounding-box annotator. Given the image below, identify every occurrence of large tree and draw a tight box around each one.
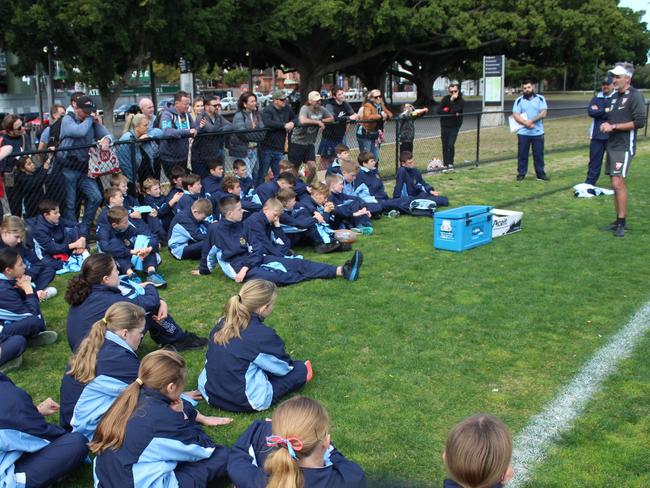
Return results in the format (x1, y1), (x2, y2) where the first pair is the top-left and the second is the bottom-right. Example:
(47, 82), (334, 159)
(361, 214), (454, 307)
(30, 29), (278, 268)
(3, 0), (233, 132)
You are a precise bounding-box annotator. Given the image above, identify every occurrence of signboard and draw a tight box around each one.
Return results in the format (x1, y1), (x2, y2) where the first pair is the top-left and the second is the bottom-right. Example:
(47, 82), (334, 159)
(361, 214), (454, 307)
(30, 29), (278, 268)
(482, 55), (504, 107)
(179, 58), (191, 74)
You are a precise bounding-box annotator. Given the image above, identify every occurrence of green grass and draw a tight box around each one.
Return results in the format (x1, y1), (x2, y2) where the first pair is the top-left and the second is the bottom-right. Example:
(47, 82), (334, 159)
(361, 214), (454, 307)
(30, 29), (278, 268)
(9, 142), (650, 487)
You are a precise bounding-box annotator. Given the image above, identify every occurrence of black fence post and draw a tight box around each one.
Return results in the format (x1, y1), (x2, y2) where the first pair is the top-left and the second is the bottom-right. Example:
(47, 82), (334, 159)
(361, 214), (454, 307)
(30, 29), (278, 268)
(645, 102), (649, 139)
(130, 139), (138, 191)
(475, 112), (482, 166)
(394, 117), (400, 176)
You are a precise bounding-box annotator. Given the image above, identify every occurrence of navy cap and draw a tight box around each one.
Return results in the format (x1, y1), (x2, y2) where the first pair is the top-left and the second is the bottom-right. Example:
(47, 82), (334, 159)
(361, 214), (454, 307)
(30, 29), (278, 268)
(601, 75), (613, 84)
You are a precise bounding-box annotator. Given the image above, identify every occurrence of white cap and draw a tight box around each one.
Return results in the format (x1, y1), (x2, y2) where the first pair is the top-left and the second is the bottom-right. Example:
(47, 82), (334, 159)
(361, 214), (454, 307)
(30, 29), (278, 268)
(308, 91), (321, 102)
(609, 64), (633, 77)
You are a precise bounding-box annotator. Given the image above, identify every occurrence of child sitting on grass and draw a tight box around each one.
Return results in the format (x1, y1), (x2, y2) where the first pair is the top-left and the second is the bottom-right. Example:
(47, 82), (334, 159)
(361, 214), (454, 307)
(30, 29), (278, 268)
(198, 280), (313, 412)
(14, 156), (51, 218)
(228, 396), (366, 487)
(233, 158), (255, 197)
(142, 177), (183, 234)
(0, 247), (58, 348)
(168, 198), (212, 260)
(325, 174), (373, 233)
(96, 206), (166, 287)
(201, 159), (225, 194)
(394, 151), (449, 207)
(325, 143), (351, 177)
(356, 151), (412, 216)
(443, 414), (514, 488)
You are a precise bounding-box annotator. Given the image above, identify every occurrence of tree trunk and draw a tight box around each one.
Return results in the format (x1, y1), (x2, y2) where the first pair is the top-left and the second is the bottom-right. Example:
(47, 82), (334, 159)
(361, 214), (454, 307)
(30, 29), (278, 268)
(100, 90), (121, 136)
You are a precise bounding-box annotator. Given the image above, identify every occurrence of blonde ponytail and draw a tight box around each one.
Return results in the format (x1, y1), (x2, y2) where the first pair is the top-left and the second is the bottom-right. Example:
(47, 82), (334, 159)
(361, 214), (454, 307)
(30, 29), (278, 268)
(264, 397), (330, 488)
(89, 349), (186, 454)
(214, 280), (277, 345)
(67, 302), (145, 383)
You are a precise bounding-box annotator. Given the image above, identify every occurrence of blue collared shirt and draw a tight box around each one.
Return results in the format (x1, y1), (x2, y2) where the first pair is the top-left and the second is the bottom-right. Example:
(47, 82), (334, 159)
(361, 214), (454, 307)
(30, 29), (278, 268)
(513, 94), (547, 136)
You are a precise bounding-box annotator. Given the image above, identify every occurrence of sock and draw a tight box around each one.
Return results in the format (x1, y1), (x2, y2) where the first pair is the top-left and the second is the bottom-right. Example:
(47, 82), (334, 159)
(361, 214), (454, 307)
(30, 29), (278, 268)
(617, 217), (626, 225)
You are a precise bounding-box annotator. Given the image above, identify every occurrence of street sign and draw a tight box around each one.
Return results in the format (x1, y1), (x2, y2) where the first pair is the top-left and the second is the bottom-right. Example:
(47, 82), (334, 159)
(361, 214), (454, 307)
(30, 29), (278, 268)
(483, 55), (505, 107)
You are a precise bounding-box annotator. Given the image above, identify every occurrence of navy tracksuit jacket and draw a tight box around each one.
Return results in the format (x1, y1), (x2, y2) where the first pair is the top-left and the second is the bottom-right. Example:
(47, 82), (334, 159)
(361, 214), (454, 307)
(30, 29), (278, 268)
(198, 315), (307, 412)
(355, 167), (412, 213)
(167, 207), (209, 260)
(0, 275), (46, 339)
(201, 174), (222, 195)
(393, 166), (449, 207)
(30, 215), (86, 271)
(199, 218), (336, 285)
(253, 180), (280, 205)
(328, 191), (372, 228)
(59, 331), (140, 433)
(0, 373), (88, 488)
(228, 419), (366, 488)
(0, 241), (56, 291)
(96, 218), (159, 274)
(66, 283), (184, 352)
(143, 194), (176, 233)
(93, 388), (229, 488)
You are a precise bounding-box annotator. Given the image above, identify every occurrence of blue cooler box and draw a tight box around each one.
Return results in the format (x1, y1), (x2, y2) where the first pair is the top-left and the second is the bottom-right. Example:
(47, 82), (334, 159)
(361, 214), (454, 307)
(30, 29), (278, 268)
(434, 205), (493, 252)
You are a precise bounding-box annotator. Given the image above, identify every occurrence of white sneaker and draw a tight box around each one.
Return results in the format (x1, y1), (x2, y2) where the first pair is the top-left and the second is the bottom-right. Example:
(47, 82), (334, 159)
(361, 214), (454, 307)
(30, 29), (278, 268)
(41, 287), (58, 301)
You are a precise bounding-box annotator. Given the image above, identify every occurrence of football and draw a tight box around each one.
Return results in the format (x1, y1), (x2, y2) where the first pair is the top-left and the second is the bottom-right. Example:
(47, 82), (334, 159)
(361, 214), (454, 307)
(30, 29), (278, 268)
(334, 229), (358, 244)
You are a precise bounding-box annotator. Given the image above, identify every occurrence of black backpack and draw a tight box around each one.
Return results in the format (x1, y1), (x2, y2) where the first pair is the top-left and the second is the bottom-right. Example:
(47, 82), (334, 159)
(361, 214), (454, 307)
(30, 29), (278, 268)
(47, 114), (69, 147)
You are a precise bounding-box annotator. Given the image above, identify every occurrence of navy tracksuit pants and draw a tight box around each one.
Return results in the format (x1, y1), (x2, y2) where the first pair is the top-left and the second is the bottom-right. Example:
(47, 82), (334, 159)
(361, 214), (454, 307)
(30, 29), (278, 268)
(1, 316), (45, 338)
(586, 138), (607, 185)
(517, 134), (546, 177)
(147, 313), (186, 345)
(246, 256), (337, 286)
(0, 334), (26, 365)
(174, 445), (230, 487)
(181, 241), (205, 260)
(13, 431), (88, 488)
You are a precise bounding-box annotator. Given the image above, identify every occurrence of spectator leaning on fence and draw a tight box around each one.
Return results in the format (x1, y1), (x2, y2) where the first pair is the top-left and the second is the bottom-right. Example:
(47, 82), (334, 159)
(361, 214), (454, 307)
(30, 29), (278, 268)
(57, 96), (113, 227)
(159, 90), (196, 179)
(599, 62), (646, 238)
(138, 97), (156, 130)
(512, 80), (549, 182)
(118, 113), (163, 188)
(320, 87), (358, 168)
(437, 82), (465, 170)
(230, 92), (265, 181)
(191, 95), (232, 178)
(356, 89), (392, 166)
(289, 91), (333, 184)
(260, 91), (296, 186)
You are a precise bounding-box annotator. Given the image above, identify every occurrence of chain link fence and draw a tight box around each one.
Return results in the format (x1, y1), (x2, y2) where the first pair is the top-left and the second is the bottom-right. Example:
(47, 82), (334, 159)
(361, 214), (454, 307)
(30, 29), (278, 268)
(2, 103), (648, 224)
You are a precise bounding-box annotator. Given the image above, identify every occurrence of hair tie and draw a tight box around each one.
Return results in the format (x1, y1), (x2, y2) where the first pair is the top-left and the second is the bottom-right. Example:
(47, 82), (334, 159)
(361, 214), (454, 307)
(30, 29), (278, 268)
(135, 378), (143, 386)
(266, 435), (303, 460)
(101, 317), (108, 325)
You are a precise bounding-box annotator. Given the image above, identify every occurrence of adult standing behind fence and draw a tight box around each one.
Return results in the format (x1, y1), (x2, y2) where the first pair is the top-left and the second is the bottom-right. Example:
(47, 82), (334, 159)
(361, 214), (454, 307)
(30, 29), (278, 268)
(1, 115), (32, 216)
(159, 91), (196, 179)
(117, 113), (163, 190)
(356, 89), (392, 166)
(599, 63), (646, 238)
(584, 76), (614, 186)
(191, 95), (232, 178)
(230, 92), (265, 181)
(260, 91), (295, 185)
(57, 96), (113, 227)
(512, 80), (549, 182)
(437, 82), (465, 170)
(138, 97), (156, 130)
(289, 91), (333, 183)
(320, 87), (358, 168)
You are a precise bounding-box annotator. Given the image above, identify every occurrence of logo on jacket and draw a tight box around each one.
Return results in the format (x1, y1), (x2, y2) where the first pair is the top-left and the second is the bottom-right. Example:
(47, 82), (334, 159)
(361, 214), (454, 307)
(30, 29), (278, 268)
(240, 237), (247, 246)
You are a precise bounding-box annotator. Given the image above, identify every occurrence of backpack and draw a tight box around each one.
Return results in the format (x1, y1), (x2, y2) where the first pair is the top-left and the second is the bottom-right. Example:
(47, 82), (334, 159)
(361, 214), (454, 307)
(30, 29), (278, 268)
(47, 115), (66, 147)
(408, 199), (437, 217)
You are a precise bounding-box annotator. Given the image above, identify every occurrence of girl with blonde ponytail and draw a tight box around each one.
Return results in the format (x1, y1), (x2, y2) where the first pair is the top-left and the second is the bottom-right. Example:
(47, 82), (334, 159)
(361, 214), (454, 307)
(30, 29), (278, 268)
(198, 279), (313, 412)
(91, 349), (230, 488)
(227, 396), (366, 488)
(59, 301), (145, 437)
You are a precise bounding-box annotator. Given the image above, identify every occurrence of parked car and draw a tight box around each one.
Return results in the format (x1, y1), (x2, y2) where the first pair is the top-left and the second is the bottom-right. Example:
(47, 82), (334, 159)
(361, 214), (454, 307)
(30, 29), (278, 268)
(345, 88), (363, 99)
(220, 96), (238, 111)
(114, 104), (140, 121)
(254, 92), (271, 108)
(157, 99), (172, 113)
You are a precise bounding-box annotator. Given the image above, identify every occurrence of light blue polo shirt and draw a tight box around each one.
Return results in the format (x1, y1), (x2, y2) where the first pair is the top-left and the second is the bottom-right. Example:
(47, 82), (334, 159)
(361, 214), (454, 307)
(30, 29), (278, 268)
(513, 94), (547, 136)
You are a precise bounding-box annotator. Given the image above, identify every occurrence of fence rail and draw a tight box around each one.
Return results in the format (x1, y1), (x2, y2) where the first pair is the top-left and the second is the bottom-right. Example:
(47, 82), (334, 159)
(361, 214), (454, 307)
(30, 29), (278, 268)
(1, 103), (648, 223)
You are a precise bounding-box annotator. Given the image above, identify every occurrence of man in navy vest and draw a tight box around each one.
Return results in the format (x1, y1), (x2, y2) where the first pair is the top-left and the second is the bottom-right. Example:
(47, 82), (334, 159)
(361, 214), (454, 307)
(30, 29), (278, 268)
(585, 76), (614, 186)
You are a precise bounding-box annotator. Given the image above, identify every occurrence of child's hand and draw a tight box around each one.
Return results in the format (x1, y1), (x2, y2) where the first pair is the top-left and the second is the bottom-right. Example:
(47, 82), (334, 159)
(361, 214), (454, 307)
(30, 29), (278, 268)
(153, 300), (168, 322)
(37, 398), (60, 416)
(313, 212), (324, 223)
(430, 190), (439, 196)
(235, 267), (248, 283)
(190, 269), (201, 276)
(198, 414), (233, 427)
(16, 275), (33, 294)
(149, 208), (158, 217)
(170, 192), (183, 204)
(183, 390), (203, 401)
(130, 211), (142, 219)
(43, 159), (51, 171)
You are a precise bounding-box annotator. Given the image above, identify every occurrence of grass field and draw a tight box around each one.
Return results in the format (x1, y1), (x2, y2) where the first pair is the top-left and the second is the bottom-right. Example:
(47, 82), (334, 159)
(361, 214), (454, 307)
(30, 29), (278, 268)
(8, 141), (650, 487)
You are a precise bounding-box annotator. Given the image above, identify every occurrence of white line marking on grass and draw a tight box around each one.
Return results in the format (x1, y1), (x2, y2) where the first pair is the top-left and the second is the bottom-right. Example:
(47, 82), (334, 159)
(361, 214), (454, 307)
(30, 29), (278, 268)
(509, 301), (650, 488)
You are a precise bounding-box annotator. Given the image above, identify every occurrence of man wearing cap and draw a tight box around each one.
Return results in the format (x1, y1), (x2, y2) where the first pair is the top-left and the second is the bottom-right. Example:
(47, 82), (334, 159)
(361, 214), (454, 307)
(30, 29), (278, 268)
(599, 62), (646, 237)
(585, 76), (614, 186)
(57, 96), (113, 227)
(191, 95), (232, 177)
(288, 91), (333, 183)
(512, 80), (549, 181)
(259, 90), (296, 185)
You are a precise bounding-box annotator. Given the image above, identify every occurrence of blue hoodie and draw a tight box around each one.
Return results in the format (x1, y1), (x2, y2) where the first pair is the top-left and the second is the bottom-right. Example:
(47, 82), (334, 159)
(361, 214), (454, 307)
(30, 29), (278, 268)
(167, 207), (209, 259)
(243, 211), (292, 258)
(158, 103), (193, 163)
(199, 219), (263, 276)
(228, 419), (366, 488)
(30, 215), (86, 270)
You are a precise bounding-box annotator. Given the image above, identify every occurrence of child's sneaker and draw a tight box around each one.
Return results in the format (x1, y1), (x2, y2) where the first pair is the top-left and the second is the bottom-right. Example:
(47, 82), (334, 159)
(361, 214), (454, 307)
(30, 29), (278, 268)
(27, 331), (58, 347)
(127, 274), (142, 284)
(0, 354), (23, 373)
(147, 272), (167, 288)
(387, 210), (400, 218)
(342, 250), (363, 281)
(42, 286), (58, 300)
(358, 226), (373, 235)
(173, 332), (209, 351)
(314, 241), (341, 254)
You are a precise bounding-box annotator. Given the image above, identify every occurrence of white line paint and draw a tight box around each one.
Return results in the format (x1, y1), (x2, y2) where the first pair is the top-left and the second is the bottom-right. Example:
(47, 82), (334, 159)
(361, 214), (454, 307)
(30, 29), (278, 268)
(509, 301), (650, 487)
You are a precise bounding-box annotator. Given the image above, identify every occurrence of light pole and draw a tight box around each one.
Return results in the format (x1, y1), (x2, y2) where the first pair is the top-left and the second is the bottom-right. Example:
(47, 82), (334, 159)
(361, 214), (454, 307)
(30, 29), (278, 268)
(246, 51), (253, 91)
(42, 45), (54, 107)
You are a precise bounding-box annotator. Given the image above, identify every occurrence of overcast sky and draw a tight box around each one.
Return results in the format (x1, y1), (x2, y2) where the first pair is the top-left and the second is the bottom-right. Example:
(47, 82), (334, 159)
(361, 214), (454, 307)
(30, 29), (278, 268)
(619, 0), (650, 23)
